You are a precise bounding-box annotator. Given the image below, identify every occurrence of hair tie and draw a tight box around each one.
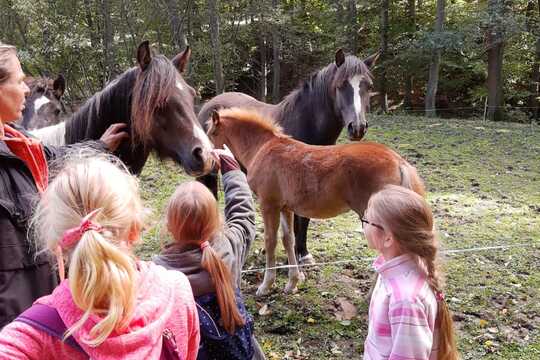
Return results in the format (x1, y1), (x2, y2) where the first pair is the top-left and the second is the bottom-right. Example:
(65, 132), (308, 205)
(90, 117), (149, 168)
(436, 291), (445, 302)
(200, 241), (210, 251)
(60, 208), (103, 250)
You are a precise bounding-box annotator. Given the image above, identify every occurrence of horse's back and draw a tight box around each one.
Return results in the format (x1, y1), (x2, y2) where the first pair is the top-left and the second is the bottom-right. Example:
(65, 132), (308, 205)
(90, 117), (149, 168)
(198, 92), (272, 129)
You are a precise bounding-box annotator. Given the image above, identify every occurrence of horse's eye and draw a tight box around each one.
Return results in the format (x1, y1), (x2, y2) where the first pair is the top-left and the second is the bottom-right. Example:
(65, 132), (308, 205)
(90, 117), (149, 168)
(54, 109), (61, 116)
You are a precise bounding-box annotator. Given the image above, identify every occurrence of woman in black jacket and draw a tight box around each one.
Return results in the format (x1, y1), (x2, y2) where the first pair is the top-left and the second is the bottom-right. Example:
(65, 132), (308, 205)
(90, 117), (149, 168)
(0, 42), (128, 328)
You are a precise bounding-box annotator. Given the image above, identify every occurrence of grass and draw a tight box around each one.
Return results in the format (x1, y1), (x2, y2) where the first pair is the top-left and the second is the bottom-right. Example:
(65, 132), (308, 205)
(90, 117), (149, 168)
(136, 114), (540, 359)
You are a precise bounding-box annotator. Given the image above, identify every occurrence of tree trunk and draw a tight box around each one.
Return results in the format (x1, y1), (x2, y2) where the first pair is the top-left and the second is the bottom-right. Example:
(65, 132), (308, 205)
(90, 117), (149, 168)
(208, 0), (224, 94)
(379, 0), (389, 112)
(528, 0), (540, 121)
(101, 0), (114, 85)
(403, 0), (415, 110)
(271, 0), (280, 103)
(486, 0), (505, 122)
(259, 14), (268, 101)
(425, 0), (445, 117)
(347, 0), (358, 53)
(165, 0), (187, 52)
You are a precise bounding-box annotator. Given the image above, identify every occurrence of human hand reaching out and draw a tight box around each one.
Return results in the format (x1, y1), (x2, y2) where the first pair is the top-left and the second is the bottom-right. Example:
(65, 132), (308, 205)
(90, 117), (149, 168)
(212, 144), (240, 174)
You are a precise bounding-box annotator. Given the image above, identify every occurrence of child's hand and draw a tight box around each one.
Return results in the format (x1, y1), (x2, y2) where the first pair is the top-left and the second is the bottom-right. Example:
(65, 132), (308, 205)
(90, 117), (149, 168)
(212, 144), (235, 159)
(212, 145), (240, 174)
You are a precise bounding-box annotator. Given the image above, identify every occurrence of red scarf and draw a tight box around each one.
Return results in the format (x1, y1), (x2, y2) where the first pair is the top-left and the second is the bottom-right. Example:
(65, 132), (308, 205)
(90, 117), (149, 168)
(3, 125), (49, 193)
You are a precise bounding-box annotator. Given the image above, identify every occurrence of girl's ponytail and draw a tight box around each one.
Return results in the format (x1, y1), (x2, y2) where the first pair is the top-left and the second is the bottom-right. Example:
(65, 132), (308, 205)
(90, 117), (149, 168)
(200, 242), (245, 334)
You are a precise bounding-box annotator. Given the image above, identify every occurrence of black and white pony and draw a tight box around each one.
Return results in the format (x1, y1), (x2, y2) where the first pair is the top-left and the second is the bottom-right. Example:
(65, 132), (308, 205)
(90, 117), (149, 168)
(19, 75), (66, 130)
(197, 49), (379, 264)
(32, 41), (214, 176)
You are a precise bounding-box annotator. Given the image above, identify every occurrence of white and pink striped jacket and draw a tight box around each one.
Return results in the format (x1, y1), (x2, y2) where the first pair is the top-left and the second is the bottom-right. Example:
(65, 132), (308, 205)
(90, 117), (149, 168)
(364, 254), (440, 360)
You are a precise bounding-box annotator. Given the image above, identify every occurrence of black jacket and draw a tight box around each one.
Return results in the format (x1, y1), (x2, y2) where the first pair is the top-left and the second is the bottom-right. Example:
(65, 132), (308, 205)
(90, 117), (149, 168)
(0, 124), (106, 328)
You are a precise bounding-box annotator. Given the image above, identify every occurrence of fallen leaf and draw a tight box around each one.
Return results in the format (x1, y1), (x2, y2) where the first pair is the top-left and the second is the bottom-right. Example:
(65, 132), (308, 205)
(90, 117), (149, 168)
(258, 304), (272, 316)
(307, 317), (316, 324)
(334, 297), (358, 321)
(479, 319), (488, 328)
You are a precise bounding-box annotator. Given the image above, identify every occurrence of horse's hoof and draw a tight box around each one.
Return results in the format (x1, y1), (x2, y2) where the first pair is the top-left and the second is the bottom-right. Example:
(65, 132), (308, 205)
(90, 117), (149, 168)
(299, 253), (315, 265)
(283, 283), (298, 294)
(256, 284), (272, 297)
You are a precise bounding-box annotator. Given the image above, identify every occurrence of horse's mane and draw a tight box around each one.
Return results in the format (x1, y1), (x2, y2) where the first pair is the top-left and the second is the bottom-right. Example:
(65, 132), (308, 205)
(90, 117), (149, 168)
(219, 108), (288, 137)
(280, 55), (372, 114)
(65, 55), (178, 146)
(131, 55), (178, 146)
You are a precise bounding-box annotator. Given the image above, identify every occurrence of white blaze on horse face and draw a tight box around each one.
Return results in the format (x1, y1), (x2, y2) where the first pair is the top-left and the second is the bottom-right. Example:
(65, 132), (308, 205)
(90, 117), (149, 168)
(34, 96), (51, 113)
(193, 121), (214, 152)
(349, 75), (363, 118)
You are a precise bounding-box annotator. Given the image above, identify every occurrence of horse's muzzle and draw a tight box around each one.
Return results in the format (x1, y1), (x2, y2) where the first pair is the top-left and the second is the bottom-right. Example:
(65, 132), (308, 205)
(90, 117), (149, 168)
(347, 122), (367, 141)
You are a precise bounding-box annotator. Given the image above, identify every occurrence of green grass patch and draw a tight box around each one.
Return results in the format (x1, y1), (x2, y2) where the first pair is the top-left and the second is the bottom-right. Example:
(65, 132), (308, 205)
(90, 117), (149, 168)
(137, 115), (540, 359)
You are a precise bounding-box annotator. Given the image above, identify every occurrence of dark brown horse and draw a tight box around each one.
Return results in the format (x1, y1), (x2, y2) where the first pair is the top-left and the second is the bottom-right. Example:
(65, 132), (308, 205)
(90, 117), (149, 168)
(19, 75), (66, 130)
(198, 49), (379, 264)
(32, 41), (214, 176)
(207, 108), (425, 296)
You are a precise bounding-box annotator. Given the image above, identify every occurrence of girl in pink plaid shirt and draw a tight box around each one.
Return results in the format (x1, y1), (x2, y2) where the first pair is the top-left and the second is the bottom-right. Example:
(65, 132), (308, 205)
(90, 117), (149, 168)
(362, 185), (458, 360)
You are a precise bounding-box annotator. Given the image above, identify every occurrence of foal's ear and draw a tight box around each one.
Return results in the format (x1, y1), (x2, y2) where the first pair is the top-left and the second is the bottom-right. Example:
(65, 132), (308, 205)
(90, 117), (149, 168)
(335, 49), (345, 67)
(137, 41), (153, 71)
(211, 110), (221, 129)
(363, 50), (381, 69)
(172, 46), (191, 73)
(53, 74), (65, 99)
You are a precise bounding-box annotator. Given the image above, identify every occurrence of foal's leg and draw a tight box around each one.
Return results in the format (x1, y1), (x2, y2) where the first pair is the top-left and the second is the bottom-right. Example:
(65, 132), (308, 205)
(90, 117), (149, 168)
(294, 215), (314, 265)
(256, 206), (281, 297)
(281, 210), (304, 293)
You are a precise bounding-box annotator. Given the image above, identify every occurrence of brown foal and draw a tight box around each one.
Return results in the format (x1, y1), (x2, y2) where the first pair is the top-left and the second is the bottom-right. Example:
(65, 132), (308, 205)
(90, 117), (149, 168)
(207, 108), (425, 296)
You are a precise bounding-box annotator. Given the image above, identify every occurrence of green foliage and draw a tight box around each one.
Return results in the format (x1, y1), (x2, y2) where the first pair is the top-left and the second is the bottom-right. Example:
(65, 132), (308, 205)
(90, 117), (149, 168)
(0, 0), (539, 120)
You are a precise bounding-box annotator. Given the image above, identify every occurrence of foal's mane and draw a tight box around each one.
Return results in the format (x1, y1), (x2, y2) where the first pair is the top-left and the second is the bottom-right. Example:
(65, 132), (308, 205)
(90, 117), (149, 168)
(219, 108), (288, 137)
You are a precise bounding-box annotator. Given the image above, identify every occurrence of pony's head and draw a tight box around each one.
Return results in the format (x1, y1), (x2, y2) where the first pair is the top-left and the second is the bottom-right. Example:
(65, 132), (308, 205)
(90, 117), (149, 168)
(21, 74), (66, 129)
(332, 49), (379, 141)
(131, 41), (214, 176)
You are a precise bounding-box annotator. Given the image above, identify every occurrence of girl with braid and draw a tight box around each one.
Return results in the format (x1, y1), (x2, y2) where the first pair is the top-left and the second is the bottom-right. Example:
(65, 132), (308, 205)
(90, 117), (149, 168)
(361, 185), (458, 360)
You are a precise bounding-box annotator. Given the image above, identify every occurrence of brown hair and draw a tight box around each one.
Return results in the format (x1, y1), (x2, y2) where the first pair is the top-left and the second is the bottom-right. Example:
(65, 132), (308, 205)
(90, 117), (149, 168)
(0, 42), (16, 85)
(166, 181), (245, 334)
(368, 185), (459, 360)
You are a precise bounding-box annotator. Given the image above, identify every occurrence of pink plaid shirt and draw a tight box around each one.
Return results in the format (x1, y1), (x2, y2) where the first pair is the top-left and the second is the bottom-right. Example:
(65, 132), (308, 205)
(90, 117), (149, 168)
(364, 254), (439, 360)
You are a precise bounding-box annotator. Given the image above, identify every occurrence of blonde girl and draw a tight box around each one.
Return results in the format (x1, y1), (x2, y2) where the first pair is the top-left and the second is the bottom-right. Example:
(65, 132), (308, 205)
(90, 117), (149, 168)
(362, 185), (458, 360)
(0, 155), (199, 359)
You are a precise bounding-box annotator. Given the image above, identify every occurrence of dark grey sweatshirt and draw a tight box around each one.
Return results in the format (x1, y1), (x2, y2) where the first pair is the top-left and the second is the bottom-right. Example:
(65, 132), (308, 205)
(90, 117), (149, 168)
(153, 170), (256, 296)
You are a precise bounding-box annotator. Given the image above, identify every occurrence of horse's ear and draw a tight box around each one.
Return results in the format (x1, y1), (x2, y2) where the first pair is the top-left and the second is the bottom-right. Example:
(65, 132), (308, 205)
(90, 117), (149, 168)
(53, 74), (65, 99)
(335, 49), (345, 67)
(206, 110), (221, 135)
(137, 41), (153, 71)
(363, 50), (381, 69)
(211, 110), (221, 128)
(172, 46), (191, 73)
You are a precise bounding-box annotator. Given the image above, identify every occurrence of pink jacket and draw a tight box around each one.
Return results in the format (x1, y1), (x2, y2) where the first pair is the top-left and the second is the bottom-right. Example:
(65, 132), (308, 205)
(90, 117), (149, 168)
(0, 261), (200, 360)
(364, 254), (440, 360)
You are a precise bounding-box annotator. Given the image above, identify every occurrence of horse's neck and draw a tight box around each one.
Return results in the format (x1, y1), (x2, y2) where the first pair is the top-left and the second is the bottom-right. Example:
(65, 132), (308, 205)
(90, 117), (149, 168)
(226, 125), (275, 170)
(30, 122), (66, 146)
(276, 84), (342, 145)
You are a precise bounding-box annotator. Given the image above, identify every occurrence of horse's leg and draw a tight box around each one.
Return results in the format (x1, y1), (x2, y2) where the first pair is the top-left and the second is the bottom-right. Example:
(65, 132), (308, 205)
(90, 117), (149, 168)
(294, 215), (314, 265)
(281, 210), (304, 293)
(256, 206), (281, 297)
(196, 169), (219, 199)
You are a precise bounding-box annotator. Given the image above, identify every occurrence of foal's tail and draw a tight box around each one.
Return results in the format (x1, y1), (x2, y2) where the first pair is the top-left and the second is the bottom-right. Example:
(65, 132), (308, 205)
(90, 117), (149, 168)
(399, 161), (426, 197)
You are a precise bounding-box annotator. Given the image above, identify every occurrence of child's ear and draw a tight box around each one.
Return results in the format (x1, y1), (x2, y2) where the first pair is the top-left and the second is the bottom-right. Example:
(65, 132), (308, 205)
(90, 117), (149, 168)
(383, 233), (395, 249)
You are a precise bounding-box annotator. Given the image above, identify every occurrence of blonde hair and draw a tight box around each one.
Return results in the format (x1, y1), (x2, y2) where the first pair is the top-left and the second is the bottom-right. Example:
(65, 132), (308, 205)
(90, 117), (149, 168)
(368, 185), (459, 360)
(166, 181), (245, 334)
(0, 42), (16, 84)
(33, 154), (145, 347)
